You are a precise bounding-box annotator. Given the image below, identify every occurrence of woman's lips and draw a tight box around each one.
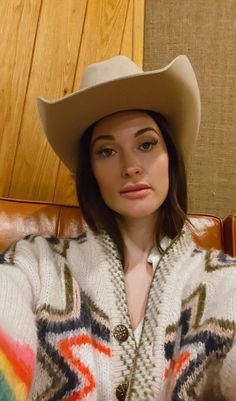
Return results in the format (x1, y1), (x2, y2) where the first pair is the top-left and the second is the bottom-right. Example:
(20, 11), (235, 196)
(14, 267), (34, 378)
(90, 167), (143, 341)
(120, 185), (151, 199)
(120, 188), (151, 199)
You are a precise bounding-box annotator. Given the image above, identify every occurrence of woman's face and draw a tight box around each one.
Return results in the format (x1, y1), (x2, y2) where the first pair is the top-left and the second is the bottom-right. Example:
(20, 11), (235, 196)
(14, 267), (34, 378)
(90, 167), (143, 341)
(90, 110), (169, 221)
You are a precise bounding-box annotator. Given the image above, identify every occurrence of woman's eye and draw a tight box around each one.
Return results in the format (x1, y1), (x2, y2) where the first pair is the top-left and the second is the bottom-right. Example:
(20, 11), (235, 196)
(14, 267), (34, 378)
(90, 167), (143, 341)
(139, 140), (157, 152)
(97, 148), (116, 158)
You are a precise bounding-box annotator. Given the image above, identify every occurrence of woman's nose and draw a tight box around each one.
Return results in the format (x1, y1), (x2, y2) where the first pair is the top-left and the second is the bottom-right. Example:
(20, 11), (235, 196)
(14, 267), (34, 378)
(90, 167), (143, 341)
(122, 165), (142, 177)
(121, 151), (143, 177)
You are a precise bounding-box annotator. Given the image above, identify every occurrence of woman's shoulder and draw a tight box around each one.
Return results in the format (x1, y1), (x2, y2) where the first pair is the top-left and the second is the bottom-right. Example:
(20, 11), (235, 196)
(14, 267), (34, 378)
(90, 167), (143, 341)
(178, 227), (236, 269)
(0, 227), (101, 264)
(202, 247), (236, 270)
(0, 228), (107, 310)
(188, 241), (236, 271)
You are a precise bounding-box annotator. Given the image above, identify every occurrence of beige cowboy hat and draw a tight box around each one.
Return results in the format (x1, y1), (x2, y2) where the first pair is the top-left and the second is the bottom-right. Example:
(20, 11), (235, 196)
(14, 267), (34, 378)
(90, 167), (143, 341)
(37, 55), (201, 174)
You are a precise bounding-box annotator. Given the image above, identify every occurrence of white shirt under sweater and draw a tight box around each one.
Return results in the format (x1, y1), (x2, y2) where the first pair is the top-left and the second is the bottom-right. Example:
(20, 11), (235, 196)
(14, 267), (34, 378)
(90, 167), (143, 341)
(133, 237), (171, 345)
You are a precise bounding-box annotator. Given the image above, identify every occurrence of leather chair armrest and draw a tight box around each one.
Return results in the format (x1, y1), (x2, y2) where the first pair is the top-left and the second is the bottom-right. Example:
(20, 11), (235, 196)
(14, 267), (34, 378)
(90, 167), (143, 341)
(223, 214), (236, 257)
(0, 198), (84, 252)
(188, 213), (223, 251)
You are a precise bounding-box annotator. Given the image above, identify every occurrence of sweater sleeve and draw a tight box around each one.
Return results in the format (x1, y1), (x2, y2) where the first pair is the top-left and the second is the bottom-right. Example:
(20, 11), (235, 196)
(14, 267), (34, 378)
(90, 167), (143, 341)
(203, 249), (236, 400)
(0, 238), (41, 401)
(220, 337), (236, 400)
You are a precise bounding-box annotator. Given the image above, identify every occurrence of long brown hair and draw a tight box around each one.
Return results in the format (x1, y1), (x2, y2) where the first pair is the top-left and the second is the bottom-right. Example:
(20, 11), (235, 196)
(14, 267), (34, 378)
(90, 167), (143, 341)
(76, 110), (188, 265)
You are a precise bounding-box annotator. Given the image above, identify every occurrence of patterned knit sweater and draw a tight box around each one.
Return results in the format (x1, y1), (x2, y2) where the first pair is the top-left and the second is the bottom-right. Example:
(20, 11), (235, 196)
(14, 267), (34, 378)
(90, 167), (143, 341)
(1, 228), (236, 401)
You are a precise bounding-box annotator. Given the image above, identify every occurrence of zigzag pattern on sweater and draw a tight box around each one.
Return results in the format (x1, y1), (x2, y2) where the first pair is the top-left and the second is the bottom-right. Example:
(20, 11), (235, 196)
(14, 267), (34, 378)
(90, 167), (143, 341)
(33, 261), (112, 401)
(0, 233), (113, 401)
(164, 281), (236, 401)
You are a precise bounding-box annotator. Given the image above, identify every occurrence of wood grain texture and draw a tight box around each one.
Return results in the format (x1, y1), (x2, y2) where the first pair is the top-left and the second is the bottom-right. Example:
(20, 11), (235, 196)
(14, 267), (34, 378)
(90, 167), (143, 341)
(144, 0), (236, 218)
(0, 0), (144, 204)
(132, 0), (145, 66)
(9, 0), (88, 201)
(0, 1), (42, 196)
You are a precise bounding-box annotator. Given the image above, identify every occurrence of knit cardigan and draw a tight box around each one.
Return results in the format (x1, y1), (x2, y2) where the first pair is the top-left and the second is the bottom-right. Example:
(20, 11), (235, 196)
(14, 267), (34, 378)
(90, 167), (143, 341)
(1, 228), (236, 401)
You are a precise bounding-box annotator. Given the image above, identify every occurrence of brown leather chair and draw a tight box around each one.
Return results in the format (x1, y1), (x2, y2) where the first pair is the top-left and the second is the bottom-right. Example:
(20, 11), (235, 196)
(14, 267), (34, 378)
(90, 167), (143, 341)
(0, 198), (235, 257)
(223, 214), (236, 257)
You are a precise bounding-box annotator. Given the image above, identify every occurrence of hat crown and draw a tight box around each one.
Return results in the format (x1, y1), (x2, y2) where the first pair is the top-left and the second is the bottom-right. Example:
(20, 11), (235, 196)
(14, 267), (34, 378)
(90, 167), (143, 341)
(80, 56), (143, 90)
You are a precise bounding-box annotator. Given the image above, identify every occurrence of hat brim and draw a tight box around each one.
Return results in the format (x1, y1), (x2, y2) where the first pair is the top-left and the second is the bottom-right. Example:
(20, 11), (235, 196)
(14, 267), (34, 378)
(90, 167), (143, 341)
(37, 55), (200, 173)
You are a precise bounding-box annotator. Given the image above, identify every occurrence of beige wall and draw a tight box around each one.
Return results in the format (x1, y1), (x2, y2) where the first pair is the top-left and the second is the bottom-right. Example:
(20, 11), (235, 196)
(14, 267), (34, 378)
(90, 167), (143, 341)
(144, 0), (236, 218)
(0, 0), (144, 205)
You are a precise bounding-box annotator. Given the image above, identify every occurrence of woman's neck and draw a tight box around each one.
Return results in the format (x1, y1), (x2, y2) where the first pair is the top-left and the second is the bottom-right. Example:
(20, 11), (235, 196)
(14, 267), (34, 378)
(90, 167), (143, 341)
(118, 215), (157, 267)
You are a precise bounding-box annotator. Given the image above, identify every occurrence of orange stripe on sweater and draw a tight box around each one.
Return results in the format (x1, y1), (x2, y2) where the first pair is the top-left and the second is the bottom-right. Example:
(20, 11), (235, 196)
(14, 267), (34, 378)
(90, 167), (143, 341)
(59, 334), (111, 400)
(0, 329), (35, 389)
(164, 351), (190, 380)
(61, 333), (112, 357)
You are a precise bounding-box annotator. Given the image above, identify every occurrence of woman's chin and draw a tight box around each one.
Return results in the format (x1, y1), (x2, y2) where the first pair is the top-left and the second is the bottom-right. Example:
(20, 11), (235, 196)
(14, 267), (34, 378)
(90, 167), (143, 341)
(117, 208), (160, 222)
(106, 198), (166, 221)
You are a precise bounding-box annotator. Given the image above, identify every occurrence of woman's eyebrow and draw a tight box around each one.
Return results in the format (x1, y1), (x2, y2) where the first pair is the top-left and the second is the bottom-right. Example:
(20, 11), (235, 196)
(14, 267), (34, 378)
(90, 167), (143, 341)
(134, 127), (159, 137)
(91, 127), (159, 146)
(91, 135), (114, 147)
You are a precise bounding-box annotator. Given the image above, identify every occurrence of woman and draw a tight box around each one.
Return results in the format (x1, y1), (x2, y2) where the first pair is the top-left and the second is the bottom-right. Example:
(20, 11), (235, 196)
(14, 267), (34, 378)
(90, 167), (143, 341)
(1, 55), (236, 401)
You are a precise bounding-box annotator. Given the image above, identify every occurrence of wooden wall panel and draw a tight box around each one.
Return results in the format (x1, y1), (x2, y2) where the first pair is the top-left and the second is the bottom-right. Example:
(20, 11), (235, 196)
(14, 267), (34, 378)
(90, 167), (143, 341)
(9, 0), (88, 201)
(144, 0), (236, 218)
(132, 0), (145, 65)
(0, 1), (42, 196)
(0, 0), (144, 205)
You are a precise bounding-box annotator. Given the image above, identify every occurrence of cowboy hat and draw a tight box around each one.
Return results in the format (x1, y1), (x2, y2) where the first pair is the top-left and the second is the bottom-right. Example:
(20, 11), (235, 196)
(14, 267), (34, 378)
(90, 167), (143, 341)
(37, 55), (200, 173)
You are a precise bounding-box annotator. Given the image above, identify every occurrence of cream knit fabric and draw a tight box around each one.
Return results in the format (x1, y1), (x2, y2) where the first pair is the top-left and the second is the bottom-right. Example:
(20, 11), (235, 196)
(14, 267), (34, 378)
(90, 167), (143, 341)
(0, 229), (236, 401)
(133, 237), (171, 346)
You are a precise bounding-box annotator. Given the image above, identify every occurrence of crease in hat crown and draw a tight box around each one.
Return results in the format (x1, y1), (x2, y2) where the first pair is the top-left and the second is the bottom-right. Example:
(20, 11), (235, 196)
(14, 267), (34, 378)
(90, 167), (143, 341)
(80, 56), (143, 90)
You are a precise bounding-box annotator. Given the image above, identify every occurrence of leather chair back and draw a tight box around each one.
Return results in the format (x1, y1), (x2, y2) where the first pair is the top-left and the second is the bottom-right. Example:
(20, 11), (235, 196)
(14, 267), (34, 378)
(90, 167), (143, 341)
(0, 198), (234, 256)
